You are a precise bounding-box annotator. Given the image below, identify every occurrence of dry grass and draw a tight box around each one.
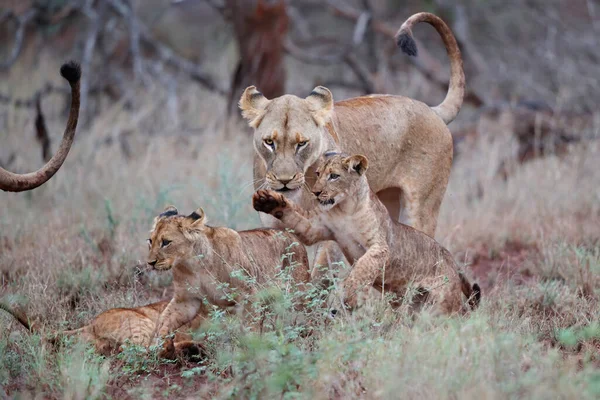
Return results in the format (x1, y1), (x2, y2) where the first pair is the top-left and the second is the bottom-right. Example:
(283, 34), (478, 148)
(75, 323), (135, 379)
(2, 42), (600, 399)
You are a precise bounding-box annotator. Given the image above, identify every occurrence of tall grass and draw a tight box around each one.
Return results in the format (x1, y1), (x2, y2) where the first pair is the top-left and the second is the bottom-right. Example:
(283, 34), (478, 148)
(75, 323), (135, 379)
(2, 48), (600, 398)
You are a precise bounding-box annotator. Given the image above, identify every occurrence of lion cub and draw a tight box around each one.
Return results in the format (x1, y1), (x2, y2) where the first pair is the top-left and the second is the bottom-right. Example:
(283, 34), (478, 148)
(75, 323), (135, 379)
(147, 206), (310, 343)
(253, 153), (480, 314)
(1, 300), (205, 358)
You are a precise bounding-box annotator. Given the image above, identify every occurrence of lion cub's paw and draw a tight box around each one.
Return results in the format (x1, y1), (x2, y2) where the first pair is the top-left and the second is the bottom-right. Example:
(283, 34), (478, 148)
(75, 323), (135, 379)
(252, 190), (288, 218)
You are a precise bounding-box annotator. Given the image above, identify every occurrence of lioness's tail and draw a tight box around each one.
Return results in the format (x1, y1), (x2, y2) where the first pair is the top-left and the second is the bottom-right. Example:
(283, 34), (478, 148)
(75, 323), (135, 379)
(458, 273), (481, 310)
(0, 301), (35, 332)
(395, 13), (465, 125)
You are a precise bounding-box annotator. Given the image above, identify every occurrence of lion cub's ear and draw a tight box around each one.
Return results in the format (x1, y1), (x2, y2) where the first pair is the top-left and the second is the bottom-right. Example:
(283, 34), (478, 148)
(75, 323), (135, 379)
(160, 205), (178, 218)
(239, 86), (270, 128)
(187, 207), (206, 227)
(342, 155), (369, 176)
(306, 86), (334, 126)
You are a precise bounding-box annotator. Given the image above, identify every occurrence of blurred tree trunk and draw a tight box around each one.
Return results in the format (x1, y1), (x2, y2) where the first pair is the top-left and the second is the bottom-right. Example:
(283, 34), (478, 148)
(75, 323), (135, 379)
(225, 0), (289, 119)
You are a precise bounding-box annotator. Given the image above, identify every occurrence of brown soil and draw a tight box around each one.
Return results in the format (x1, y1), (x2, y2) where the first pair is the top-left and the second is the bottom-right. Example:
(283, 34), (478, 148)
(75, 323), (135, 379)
(463, 240), (539, 293)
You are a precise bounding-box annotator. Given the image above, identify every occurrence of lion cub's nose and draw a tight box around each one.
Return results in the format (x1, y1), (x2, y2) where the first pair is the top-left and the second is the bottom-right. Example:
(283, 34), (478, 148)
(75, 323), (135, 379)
(313, 191), (322, 197)
(148, 260), (157, 267)
(279, 178), (292, 185)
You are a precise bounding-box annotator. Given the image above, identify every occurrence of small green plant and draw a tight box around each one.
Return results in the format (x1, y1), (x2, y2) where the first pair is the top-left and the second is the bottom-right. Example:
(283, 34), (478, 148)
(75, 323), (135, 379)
(117, 338), (172, 377)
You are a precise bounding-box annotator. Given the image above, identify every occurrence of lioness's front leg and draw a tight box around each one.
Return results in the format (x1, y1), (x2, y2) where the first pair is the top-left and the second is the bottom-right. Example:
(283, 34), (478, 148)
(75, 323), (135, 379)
(342, 244), (390, 309)
(153, 297), (202, 346)
(253, 190), (333, 245)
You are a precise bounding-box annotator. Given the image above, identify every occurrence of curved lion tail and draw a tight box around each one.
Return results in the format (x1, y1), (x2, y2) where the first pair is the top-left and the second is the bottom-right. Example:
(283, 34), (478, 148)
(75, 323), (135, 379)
(458, 272), (481, 310)
(0, 61), (80, 192)
(0, 301), (36, 332)
(395, 12), (465, 125)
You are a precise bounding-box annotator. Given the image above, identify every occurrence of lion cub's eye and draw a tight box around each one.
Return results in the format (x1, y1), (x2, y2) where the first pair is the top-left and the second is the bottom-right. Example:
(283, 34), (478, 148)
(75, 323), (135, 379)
(328, 173), (340, 181)
(147, 239), (152, 247)
(315, 171), (320, 177)
(161, 239), (172, 248)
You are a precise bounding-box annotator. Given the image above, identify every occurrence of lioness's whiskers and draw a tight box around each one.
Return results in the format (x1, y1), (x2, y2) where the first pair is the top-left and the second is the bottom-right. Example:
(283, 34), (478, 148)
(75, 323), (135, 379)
(239, 178), (265, 194)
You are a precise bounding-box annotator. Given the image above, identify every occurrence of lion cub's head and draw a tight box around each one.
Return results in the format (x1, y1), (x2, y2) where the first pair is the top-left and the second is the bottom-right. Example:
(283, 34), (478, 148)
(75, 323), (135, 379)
(147, 205), (206, 270)
(312, 152), (369, 210)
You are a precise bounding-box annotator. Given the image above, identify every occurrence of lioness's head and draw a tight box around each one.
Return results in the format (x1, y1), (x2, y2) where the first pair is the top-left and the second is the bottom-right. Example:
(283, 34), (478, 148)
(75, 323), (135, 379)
(312, 153), (369, 210)
(239, 86), (334, 193)
(147, 205), (206, 270)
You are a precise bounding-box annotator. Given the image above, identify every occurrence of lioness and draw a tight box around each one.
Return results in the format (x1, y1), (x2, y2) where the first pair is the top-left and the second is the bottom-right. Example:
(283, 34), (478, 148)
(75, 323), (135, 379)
(0, 300), (206, 358)
(253, 153), (480, 314)
(241, 12), (464, 278)
(146, 205), (310, 343)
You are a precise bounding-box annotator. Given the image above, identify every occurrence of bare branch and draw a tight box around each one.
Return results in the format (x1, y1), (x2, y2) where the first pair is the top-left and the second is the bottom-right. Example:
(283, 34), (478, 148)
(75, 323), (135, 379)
(0, 9), (37, 70)
(320, 80), (368, 91)
(343, 53), (375, 93)
(34, 95), (51, 162)
(79, 1), (106, 124)
(198, 0), (226, 16)
(361, 0), (379, 75)
(352, 11), (370, 46)
(108, 0), (226, 94)
(283, 38), (350, 65)
(287, 5), (311, 41)
(128, 5), (144, 82)
(284, 5), (376, 93)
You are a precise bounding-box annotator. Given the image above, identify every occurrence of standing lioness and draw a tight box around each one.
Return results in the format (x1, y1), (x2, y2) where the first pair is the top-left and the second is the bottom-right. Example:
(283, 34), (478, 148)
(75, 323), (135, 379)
(253, 153), (480, 314)
(241, 12), (464, 279)
(147, 206), (310, 343)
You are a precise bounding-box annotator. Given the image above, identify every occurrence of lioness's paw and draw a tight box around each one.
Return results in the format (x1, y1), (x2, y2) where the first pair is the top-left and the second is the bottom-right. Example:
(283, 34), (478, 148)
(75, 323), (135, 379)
(252, 190), (287, 218)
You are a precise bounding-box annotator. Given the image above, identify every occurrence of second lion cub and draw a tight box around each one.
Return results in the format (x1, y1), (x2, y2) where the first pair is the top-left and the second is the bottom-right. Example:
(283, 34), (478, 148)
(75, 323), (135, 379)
(253, 152), (480, 314)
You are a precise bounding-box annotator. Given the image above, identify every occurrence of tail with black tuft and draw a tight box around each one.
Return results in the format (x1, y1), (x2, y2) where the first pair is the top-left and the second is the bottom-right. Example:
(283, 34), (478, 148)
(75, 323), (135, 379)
(396, 31), (418, 57)
(394, 12), (464, 124)
(470, 283), (481, 309)
(459, 272), (481, 310)
(60, 61), (82, 85)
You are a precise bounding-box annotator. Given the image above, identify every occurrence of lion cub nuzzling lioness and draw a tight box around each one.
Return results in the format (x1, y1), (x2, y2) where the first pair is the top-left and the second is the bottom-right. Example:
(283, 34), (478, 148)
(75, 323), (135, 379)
(147, 206), (310, 343)
(253, 153), (480, 314)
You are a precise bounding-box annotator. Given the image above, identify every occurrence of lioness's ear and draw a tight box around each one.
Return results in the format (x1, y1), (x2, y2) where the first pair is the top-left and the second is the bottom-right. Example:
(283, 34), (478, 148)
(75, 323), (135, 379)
(187, 207), (206, 227)
(239, 86), (270, 128)
(159, 205), (178, 218)
(306, 86), (333, 126)
(342, 155), (369, 175)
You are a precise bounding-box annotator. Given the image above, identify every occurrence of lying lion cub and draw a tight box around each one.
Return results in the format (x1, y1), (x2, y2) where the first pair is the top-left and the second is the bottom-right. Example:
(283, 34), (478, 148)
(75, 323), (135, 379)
(146, 206), (310, 343)
(0, 300), (206, 358)
(253, 153), (480, 314)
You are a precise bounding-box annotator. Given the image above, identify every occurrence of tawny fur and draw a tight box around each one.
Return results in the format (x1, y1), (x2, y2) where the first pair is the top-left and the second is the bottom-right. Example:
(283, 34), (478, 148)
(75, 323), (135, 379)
(0, 300), (206, 358)
(253, 153), (480, 314)
(240, 12), (464, 284)
(146, 206), (310, 344)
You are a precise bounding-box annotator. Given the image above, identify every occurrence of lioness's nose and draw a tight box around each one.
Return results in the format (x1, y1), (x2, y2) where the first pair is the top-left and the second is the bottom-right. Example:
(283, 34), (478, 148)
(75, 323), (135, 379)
(148, 260), (157, 267)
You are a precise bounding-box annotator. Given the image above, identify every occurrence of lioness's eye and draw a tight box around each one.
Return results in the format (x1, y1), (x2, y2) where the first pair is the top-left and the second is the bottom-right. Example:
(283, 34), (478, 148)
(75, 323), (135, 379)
(297, 141), (308, 148)
(161, 239), (172, 247)
(147, 239), (152, 247)
(264, 138), (274, 147)
(329, 173), (340, 181)
(315, 171), (320, 177)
